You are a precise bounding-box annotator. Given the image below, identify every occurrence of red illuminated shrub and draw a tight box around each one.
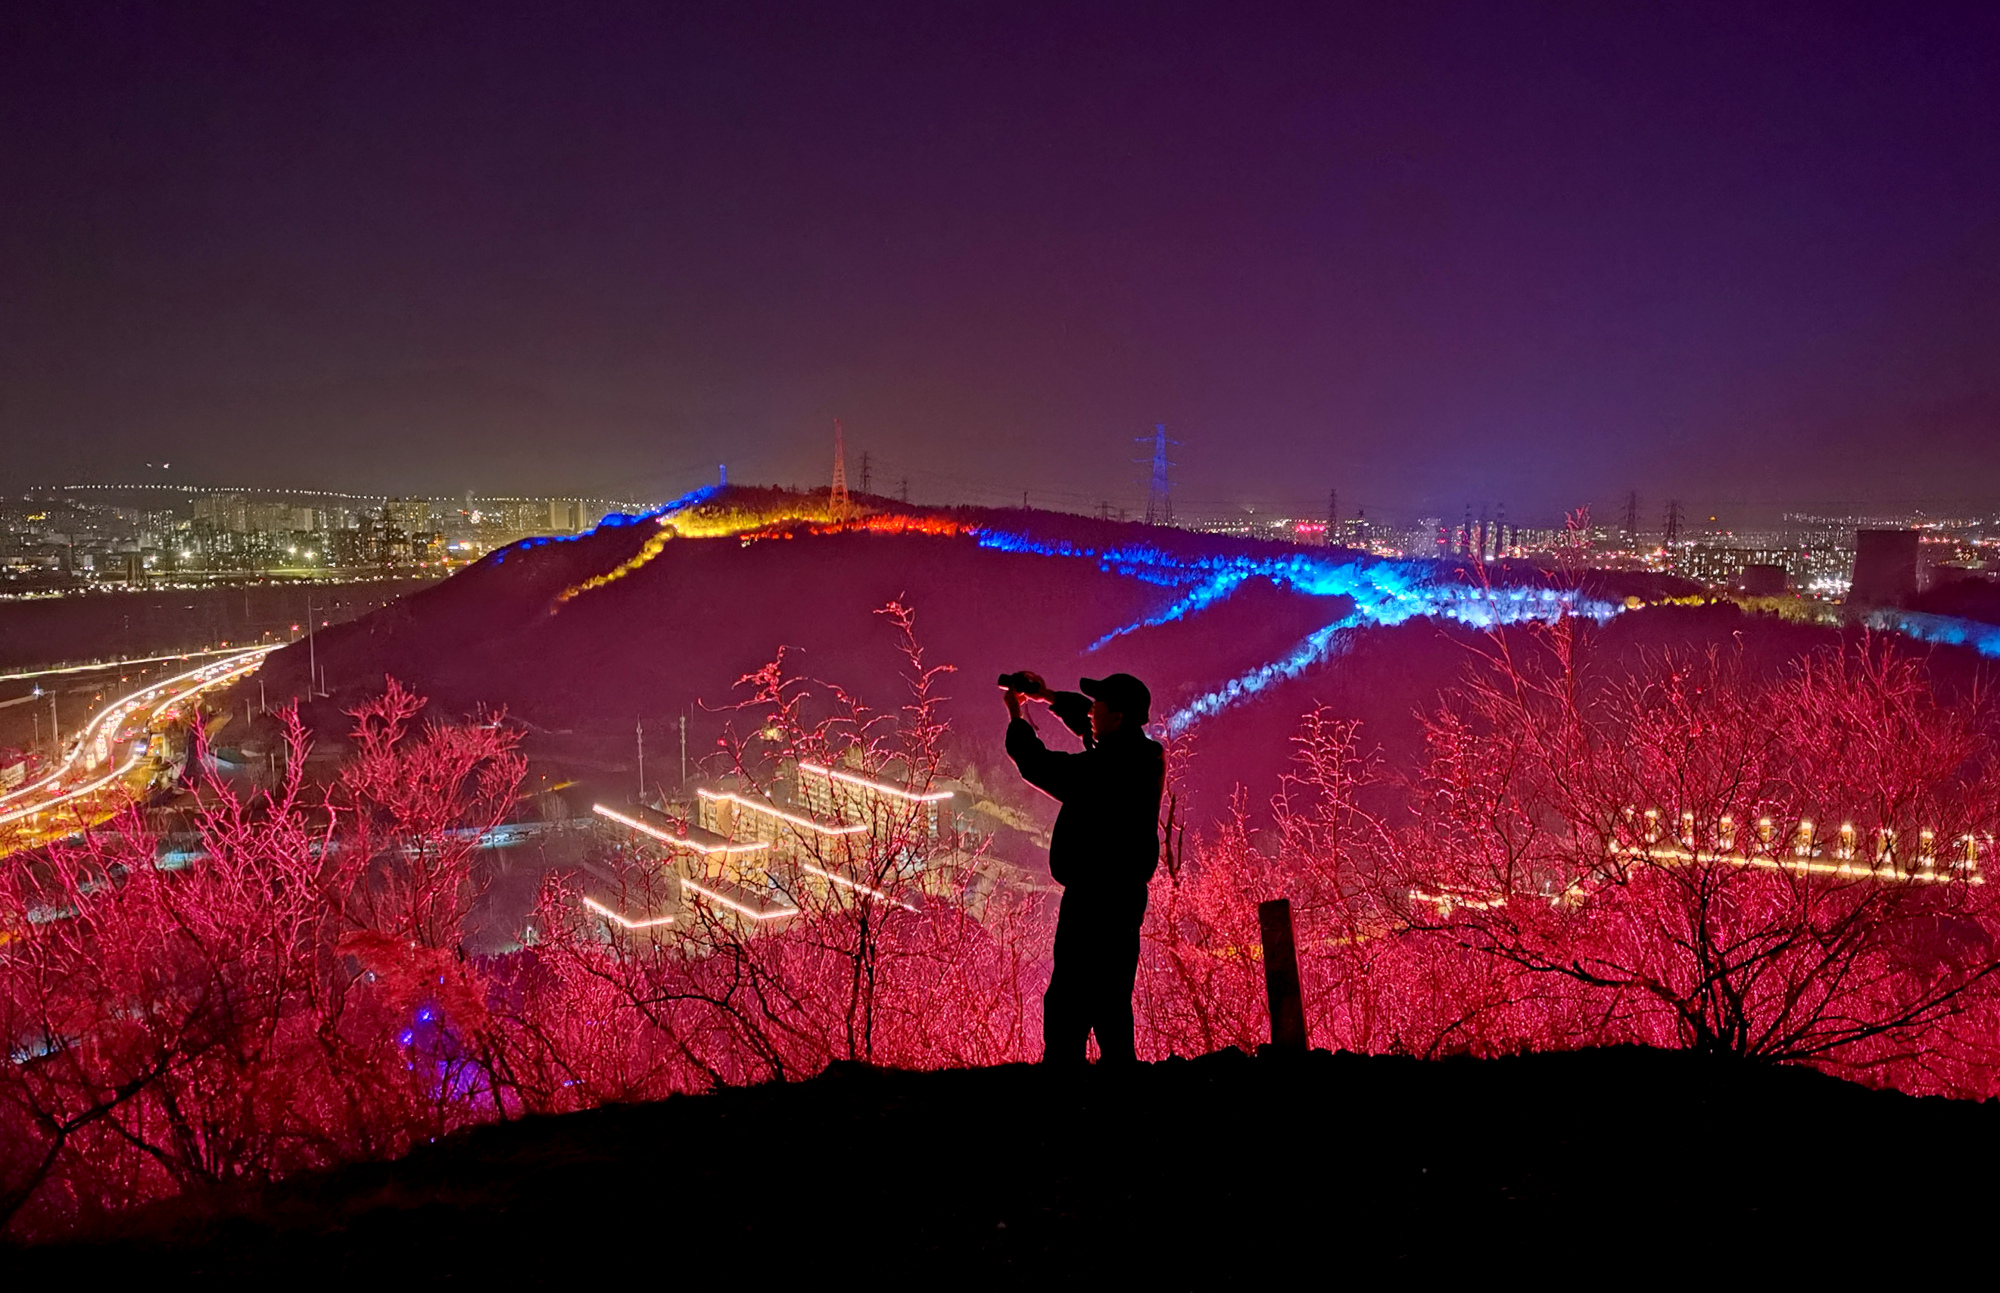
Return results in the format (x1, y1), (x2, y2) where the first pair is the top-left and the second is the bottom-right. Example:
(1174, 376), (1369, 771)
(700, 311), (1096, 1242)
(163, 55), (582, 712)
(0, 689), (526, 1236)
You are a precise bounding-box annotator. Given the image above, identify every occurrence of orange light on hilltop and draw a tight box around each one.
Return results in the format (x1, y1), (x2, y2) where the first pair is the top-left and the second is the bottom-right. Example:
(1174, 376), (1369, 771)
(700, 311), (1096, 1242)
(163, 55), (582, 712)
(553, 502), (975, 608)
(737, 513), (976, 543)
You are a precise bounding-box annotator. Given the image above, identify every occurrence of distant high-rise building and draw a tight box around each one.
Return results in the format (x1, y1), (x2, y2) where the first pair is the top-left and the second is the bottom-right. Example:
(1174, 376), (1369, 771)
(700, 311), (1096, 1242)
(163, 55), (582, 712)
(243, 501), (301, 533)
(192, 493), (248, 532)
(1848, 529), (1920, 607)
(382, 497), (432, 537)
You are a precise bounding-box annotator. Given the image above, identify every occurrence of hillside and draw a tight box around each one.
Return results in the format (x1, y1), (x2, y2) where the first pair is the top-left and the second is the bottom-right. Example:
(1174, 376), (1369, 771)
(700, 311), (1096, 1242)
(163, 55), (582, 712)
(20, 1046), (1997, 1280)
(248, 489), (1979, 833)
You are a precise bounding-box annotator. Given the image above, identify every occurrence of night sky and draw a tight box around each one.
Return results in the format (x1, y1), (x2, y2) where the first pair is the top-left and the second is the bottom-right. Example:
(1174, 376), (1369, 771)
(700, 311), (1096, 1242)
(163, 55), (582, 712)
(3, 2), (1997, 522)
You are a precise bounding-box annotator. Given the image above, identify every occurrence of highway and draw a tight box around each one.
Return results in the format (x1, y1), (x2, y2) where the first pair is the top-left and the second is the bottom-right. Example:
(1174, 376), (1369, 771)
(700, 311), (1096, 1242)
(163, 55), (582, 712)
(0, 647), (273, 851)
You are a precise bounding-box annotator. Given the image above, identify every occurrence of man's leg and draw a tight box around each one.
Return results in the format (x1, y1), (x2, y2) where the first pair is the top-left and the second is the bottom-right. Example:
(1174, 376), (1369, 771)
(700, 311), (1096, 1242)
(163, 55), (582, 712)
(1088, 886), (1147, 1065)
(1042, 892), (1092, 1064)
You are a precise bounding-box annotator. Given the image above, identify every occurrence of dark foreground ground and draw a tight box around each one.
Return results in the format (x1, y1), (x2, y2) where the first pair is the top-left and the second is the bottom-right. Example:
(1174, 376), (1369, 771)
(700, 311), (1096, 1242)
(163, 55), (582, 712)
(14, 1046), (1999, 1283)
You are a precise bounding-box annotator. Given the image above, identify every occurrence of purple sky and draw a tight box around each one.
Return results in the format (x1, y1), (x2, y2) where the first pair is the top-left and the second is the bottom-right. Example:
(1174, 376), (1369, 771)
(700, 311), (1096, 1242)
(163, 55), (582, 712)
(3, 2), (1997, 523)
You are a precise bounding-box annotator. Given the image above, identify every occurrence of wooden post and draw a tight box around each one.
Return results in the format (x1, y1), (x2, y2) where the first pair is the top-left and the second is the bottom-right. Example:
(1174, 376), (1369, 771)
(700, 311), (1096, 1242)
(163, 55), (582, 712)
(1258, 897), (1308, 1051)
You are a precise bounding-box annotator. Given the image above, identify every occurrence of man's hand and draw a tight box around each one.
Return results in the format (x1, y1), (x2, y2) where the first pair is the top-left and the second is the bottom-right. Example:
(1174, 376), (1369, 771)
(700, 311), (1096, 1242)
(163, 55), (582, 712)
(1003, 671), (1050, 721)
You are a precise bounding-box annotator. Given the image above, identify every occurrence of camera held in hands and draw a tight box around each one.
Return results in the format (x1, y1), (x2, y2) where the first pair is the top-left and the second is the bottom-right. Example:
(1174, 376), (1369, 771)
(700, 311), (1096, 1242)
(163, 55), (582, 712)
(997, 671), (1040, 693)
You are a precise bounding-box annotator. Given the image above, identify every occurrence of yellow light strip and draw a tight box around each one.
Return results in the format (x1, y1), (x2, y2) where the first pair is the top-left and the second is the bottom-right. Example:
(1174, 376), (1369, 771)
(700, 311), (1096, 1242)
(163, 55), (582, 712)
(592, 804), (770, 854)
(799, 762), (953, 804)
(581, 895), (676, 929)
(1409, 886), (1508, 911)
(697, 788), (866, 836)
(1611, 843), (1980, 885)
(550, 520), (673, 610)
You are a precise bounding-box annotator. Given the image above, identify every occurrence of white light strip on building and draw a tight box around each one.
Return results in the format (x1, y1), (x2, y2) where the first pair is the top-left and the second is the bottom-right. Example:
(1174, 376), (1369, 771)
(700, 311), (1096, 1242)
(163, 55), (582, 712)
(592, 804), (770, 854)
(580, 895), (676, 929)
(798, 761), (953, 804)
(696, 788), (866, 836)
(796, 859), (918, 911)
(681, 877), (799, 920)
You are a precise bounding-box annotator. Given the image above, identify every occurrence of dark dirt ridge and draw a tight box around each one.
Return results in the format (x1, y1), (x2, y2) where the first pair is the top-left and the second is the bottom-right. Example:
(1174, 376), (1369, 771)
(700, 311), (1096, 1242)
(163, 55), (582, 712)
(15, 1046), (1996, 1281)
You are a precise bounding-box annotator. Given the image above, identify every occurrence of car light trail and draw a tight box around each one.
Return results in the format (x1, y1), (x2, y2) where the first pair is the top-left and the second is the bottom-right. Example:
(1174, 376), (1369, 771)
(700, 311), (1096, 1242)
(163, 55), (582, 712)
(0, 648), (271, 833)
(0, 645), (262, 682)
(0, 648), (271, 813)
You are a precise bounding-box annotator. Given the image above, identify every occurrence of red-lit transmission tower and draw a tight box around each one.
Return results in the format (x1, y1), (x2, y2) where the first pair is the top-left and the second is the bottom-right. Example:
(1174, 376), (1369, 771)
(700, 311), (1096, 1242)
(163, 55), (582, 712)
(830, 419), (852, 521)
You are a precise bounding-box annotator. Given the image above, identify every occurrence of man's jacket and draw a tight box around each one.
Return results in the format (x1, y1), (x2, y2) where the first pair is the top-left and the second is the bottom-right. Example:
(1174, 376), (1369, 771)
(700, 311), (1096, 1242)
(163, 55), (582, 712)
(1006, 691), (1166, 890)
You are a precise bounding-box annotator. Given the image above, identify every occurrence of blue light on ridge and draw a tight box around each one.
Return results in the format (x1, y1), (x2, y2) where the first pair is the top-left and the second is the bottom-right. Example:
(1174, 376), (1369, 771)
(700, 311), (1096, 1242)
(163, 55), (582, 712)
(1870, 609), (2000, 658)
(972, 527), (1623, 728)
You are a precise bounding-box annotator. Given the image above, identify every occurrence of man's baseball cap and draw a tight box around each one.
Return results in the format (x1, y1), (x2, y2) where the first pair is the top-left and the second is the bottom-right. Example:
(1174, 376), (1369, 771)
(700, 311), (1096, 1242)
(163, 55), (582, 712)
(1080, 673), (1151, 725)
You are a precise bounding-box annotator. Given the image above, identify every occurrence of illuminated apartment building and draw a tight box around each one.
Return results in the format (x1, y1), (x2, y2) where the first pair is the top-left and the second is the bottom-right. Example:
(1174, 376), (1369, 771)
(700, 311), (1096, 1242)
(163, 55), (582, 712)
(587, 760), (954, 932)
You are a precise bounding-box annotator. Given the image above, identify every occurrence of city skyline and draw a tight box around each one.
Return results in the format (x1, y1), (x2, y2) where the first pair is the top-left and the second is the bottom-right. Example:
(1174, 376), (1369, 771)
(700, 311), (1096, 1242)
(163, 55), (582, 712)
(19, 466), (2000, 534)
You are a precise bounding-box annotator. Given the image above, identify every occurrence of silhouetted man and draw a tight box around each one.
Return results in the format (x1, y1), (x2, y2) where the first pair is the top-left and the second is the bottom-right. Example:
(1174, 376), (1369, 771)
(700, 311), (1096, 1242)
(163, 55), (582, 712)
(1003, 671), (1165, 1065)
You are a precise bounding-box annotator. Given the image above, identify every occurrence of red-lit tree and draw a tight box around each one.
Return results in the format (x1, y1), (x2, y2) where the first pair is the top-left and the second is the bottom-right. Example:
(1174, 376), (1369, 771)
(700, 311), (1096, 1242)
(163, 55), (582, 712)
(0, 686), (527, 1236)
(503, 601), (1049, 1105)
(12, 602), (2000, 1241)
(1381, 620), (2000, 1087)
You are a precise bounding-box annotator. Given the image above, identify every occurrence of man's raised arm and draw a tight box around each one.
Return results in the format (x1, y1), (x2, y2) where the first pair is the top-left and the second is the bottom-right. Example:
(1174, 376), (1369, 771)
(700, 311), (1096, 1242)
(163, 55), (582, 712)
(1002, 671), (1084, 800)
(1006, 710), (1079, 801)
